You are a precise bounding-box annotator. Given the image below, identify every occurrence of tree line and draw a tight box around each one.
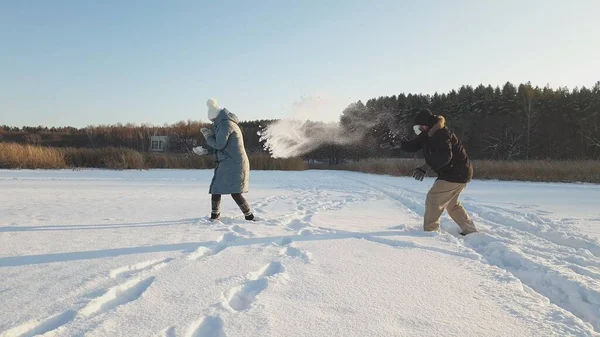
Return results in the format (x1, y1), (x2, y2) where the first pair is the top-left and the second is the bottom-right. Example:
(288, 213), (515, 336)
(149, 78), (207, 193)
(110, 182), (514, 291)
(338, 81), (600, 161)
(0, 120), (275, 155)
(1, 81), (599, 161)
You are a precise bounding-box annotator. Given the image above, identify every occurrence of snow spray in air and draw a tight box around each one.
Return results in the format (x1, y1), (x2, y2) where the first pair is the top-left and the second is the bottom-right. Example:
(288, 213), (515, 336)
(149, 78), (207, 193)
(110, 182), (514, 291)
(259, 96), (401, 158)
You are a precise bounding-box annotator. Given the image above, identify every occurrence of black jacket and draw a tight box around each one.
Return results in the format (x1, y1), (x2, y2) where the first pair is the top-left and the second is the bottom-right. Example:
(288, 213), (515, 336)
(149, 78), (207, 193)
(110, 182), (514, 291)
(399, 116), (473, 183)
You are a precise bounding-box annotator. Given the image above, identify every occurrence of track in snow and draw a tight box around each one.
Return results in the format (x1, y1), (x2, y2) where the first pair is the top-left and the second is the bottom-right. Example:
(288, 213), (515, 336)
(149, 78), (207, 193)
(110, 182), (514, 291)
(351, 177), (600, 332)
(2, 171), (599, 336)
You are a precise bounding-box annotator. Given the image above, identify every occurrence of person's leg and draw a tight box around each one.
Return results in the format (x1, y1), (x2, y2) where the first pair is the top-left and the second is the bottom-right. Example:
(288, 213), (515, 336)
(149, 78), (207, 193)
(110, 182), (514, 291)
(446, 185), (478, 235)
(424, 180), (463, 231)
(211, 194), (221, 220)
(231, 193), (254, 220)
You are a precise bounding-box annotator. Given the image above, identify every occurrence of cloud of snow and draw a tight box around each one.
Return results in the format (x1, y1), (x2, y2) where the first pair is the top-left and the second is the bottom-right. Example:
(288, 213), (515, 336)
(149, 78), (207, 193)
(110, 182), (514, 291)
(258, 95), (398, 158)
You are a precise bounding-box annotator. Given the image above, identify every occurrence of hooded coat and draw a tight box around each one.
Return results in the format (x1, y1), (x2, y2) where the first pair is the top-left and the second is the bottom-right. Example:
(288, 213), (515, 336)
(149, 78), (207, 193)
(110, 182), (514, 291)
(400, 116), (473, 183)
(204, 109), (250, 194)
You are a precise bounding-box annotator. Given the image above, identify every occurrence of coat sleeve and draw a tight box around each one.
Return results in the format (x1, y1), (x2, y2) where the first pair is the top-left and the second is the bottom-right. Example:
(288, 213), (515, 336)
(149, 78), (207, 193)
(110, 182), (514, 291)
(203, 143), (216, 154)
(205, 121), (233, 150)
(425, 133), (453, 170)
(399, 133), (426, 152)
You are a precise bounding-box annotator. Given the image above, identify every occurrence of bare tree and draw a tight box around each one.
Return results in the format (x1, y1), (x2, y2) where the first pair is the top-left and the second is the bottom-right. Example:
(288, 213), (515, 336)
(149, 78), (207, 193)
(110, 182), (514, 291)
(519, 84), (539, 159)
(582, 112), (600, 158)
(85, 126), (97, 147)
(24, 133), (41, 145)
(483, 128), (523, 160)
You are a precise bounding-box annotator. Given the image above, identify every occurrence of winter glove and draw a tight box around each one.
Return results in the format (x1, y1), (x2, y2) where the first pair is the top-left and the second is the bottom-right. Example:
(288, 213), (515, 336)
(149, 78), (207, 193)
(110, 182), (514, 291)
(412, 163), (431, 182)
(192, 146), (208, 156)
(379, 141), (395, 149)
(200, 128), (214, 139)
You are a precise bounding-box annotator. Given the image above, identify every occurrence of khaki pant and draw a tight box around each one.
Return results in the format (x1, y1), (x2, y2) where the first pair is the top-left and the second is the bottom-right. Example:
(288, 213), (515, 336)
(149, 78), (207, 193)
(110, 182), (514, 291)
(424, 180), (477, 234)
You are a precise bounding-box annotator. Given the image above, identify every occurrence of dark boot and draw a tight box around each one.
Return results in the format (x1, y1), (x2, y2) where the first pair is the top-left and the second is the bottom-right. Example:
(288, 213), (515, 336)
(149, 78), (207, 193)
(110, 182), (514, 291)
(211, 194), (221, 221)
(232, 194), (254, 221)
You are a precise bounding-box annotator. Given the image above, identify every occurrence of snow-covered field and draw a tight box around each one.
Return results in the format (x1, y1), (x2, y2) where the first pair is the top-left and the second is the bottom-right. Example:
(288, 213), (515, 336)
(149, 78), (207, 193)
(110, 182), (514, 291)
(1, 169), (600, 337)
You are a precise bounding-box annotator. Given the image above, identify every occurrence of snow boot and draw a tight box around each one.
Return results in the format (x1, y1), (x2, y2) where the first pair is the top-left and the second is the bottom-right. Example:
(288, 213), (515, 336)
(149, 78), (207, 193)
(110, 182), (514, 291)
(459, 229), (478, 236)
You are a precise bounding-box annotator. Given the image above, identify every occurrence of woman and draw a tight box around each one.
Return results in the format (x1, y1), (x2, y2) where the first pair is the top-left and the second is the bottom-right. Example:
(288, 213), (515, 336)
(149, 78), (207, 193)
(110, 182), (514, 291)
(199, 98), (254, 221)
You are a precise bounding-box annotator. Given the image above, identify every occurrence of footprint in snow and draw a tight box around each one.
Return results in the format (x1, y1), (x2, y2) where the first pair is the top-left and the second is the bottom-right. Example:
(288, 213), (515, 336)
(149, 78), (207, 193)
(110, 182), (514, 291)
(80, 276), (155, 317)
(109, 258), (173, 278)
(224, 262), (286, 312)
(156, 326), (177, 337)
(185, 315), (225, 337)
(280, 246), (311, 263)
(186, 244), (227, 261)
(230, 224), (253, 236)
(1, 310), (77, 337)
(4, 277), (156, 337)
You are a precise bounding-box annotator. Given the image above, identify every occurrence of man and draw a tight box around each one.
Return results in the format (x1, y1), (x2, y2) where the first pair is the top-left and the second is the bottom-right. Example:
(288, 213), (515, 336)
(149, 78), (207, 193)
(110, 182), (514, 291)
(381, 108), (478, 235)
(194, 98), (254, 221)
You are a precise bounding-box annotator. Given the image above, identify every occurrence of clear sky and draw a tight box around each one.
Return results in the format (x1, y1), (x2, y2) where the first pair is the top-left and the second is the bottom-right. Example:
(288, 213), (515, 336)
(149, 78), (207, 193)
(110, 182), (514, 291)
(1, 0), (599, 127)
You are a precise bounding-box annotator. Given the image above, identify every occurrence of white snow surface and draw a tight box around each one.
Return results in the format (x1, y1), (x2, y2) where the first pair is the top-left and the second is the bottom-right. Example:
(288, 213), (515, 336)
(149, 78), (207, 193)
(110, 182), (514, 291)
(1, 169), (599, 337)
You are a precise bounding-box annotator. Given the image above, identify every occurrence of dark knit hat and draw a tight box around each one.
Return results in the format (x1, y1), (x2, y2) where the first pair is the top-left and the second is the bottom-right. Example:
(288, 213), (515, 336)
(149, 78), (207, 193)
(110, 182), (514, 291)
(414, 108), (437, 127)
